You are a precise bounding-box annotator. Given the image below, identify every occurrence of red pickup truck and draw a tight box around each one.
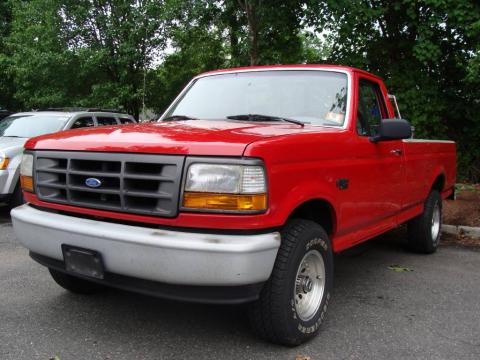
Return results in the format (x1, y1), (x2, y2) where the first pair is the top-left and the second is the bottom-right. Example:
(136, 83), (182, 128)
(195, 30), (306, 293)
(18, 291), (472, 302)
(12, 65), (456, 345)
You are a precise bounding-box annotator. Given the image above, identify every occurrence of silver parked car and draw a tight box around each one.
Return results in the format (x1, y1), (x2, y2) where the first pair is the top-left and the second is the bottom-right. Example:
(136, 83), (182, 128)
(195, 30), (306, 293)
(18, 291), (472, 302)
(0, 109), (136, 207)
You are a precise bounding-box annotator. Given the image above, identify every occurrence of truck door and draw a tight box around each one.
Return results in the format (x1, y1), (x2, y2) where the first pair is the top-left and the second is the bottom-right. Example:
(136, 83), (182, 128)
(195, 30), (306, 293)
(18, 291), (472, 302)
(339, 78), (406, 237)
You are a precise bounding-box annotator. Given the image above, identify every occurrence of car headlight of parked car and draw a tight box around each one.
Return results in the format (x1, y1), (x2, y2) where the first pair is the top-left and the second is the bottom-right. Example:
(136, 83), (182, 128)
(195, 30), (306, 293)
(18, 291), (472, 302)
(20, 153), (34, 192)
(182, 162), (267, 213)
(0, 151), (9, 170)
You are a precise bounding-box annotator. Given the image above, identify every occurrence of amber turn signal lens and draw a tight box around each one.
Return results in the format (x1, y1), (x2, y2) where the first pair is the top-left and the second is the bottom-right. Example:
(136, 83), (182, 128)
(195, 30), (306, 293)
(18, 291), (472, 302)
(20, 175), (34, 192)
(183, 192), (267, 212)
(0, 157), (9, 170)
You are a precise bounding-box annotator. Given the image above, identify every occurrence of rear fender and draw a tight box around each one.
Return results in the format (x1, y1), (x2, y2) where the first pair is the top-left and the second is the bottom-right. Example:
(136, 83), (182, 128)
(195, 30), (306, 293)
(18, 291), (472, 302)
(427, 167), (446, 196)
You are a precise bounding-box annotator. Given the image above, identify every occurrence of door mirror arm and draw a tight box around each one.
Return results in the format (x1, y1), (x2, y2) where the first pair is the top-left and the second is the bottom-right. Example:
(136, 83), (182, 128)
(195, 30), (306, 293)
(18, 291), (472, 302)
(369, 135), (382, 143)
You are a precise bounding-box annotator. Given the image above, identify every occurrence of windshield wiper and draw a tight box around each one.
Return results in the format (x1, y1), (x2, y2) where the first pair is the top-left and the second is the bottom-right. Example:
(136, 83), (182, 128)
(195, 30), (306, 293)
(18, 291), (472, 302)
(162, 115), (197, 121)
(1, 135), (22, 138)
(226, 114), (305, 127)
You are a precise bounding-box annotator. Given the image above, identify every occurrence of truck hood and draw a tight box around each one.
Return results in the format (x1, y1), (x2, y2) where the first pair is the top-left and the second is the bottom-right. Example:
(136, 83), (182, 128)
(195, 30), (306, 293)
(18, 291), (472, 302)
(25, 120), (323, 156)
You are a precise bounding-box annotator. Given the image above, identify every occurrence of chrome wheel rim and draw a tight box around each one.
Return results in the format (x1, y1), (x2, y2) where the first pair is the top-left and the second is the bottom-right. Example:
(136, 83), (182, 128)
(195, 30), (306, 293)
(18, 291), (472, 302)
(431, 202), (441, 242)
(294, 249), (325, 322)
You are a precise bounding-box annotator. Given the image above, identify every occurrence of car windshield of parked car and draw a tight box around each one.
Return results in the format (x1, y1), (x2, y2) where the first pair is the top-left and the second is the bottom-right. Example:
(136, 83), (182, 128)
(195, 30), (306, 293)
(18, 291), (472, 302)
(164, 70), (349, 126)
(0, 114), (70, 138)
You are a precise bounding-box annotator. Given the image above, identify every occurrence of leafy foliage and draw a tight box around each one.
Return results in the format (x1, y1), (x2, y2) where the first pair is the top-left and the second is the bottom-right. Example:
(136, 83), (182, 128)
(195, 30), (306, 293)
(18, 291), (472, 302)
(0, 0), (17, 110)
(8, 0), (168, 118)
(306, 0), (480, 180)
(9, 0), (81, 109)
(1, 0), (479, 179)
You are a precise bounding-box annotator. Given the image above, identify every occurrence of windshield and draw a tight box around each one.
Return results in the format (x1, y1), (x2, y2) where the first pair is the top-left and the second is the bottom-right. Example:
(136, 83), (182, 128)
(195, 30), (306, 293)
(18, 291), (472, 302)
(0, 114), (70, 138)
(164, 70), (349, 126)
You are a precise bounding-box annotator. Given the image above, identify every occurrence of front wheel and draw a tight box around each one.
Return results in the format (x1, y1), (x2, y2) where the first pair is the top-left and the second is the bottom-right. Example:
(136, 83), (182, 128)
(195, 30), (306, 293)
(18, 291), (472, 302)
(8, 181), (25, 208)
(249, 219), (334, 346)
(407, 190), (442, 254)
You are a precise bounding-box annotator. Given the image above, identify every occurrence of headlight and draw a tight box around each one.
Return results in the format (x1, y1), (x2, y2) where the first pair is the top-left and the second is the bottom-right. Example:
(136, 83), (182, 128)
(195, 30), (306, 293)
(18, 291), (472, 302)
(0, 152), (9, 170)
(185, 164), (266, 193)
(20, 153), (34, 192)
(183, 163), (267, 212)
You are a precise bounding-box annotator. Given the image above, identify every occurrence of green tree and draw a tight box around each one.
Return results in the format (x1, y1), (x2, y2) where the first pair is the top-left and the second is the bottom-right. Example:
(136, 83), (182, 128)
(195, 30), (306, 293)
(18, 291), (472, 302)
(236, 0), (309, 65)
(0, 0), (17, 110)
(307, 0), (480, 180)
(9, 0), (169, 118)
(147, 0), (320, 113)
(62, 0), (169, 118)
(5, 0), (479, 181)
(9, 0), (80, 110)
(146, 0), (227, 114)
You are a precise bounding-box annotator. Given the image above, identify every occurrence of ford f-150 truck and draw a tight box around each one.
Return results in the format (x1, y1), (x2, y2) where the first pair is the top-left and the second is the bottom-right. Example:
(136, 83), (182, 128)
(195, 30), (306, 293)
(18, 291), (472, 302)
(11, 65), (456, 346)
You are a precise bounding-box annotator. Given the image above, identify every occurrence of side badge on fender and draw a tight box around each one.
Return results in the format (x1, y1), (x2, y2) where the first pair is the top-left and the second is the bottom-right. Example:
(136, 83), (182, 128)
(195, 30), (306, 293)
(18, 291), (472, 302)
(336, 178), (349, 190)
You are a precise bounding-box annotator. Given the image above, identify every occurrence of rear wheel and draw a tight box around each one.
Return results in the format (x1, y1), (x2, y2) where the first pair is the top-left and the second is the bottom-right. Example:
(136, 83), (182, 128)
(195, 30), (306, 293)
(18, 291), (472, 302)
(49, 269), (103, 295)
(407, 190), (442, 254)
(249, 219), (334, 346)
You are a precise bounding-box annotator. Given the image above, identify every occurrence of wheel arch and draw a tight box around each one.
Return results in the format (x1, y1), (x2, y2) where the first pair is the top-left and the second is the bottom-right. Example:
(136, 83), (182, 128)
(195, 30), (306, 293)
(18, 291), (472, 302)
(431, 172), (446, 193)
(286, 198), (337, 237)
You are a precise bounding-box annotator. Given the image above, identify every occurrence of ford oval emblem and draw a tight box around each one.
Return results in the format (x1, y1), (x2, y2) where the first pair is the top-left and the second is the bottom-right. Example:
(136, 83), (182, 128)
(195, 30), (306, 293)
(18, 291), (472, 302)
(85, 177), (102, 188)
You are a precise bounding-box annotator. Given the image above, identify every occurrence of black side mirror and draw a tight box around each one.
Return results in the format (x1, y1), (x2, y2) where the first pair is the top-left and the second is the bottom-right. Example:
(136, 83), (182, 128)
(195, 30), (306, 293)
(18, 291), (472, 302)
(369, 119), (412, 142)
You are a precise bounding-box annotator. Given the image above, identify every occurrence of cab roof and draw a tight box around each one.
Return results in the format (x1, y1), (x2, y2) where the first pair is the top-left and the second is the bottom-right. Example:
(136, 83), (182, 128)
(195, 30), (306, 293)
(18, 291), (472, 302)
(10, 111), (76, 117)
(9, 110), (134, 118)
(197, 64), (383, 81)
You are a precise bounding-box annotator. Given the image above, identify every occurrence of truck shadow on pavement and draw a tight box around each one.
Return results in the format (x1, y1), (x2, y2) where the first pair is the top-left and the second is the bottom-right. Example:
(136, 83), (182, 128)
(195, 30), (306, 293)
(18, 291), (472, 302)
(0, 204), (11, 223)
(5, 206), (476, 359)
(30, 230), (417, 355)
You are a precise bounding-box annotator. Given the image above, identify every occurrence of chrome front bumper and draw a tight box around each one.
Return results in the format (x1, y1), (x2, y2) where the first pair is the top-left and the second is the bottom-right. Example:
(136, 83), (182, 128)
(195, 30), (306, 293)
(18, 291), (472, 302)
(11, 205), (281, 286)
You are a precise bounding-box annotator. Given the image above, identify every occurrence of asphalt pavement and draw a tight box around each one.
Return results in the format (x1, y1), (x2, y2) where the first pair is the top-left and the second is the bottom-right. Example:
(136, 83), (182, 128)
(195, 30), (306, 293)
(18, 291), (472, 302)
(1, 204), (479, 360)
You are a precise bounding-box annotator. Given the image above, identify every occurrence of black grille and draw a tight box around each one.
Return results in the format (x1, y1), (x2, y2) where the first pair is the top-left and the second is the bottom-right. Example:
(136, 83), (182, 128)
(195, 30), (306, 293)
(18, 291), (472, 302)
(33, 151), (185, 217)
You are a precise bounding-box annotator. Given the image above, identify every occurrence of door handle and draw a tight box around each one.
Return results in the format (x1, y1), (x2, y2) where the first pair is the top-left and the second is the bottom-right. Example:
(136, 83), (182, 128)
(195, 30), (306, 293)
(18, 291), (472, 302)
(390, 149), (402, 156)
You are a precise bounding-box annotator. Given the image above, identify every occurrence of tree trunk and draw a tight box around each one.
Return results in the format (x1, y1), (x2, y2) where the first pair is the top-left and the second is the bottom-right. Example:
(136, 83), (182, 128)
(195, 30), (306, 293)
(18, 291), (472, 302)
(226, 6), (241, 65)
(238, 0), (260, 66)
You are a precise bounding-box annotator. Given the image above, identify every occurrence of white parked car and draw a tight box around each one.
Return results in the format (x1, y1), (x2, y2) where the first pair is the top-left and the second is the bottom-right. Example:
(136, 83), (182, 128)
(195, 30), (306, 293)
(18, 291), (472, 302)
(0, 109), (135, 207)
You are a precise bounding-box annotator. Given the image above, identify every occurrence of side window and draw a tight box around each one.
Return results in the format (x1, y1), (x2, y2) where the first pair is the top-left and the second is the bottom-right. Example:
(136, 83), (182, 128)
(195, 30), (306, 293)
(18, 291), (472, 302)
(119, 117), (134, 124)
(70, 117), (94, 129)
(97, 117), (117, 126)
(357, 80), (387, 137)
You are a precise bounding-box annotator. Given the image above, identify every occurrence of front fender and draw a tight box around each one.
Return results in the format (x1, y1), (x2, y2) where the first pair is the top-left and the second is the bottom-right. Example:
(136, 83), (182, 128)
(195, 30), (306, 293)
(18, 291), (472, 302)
(272, 179), (338, 229)
(3, 149), (23, 194)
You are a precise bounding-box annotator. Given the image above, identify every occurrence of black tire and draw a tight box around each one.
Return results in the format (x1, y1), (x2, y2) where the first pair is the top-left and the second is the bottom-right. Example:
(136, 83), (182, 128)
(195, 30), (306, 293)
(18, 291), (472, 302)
(407, 190), (442, 254)
(49, 268), (103, 295)
(8, 181), (25, 208)
(248, 219), (334, 346)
